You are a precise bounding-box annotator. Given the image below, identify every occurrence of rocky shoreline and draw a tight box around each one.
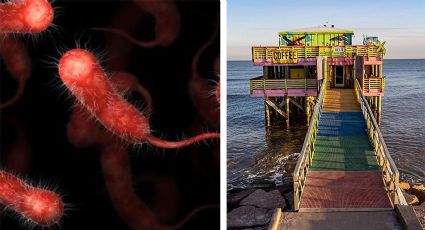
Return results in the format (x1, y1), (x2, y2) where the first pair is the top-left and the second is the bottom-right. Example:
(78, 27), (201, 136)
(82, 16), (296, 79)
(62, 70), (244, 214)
(399, 181), (425, 226)
(227, 177), (294, 230)
(227, 179), (425, 230)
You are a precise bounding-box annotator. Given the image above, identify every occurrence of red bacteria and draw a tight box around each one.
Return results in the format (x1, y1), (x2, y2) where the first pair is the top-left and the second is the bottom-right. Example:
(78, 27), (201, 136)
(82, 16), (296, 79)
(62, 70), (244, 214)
(1, 1), (219, 228)
(62, 60), (219, 229)
(93, 0), (180, 48)
(0, 0), (54, 109)
(0, 171), (64, 227)
(66, 71), (152, 149)
(132, 0), (180, 47)
(100, 144), (157, 229)
(110, 71), (153, 117)
(216, 81), (220, 104)
(0, 0), (54, 34)
(189, 23), (220, 125)
(58, 48), (219, 147)
(0, 1), (61, 227)
(58, 49), (151, 143)
(0, 35), (31, 109)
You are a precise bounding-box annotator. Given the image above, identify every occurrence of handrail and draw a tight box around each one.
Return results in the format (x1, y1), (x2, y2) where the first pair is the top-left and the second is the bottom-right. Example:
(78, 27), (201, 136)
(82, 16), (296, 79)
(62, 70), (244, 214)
(250, 75), (264, 94)
(293, 78), (327, 210)
(250, 77), (317, 94)
(362, 77), (385, 94)
(354, 79), (407, 206)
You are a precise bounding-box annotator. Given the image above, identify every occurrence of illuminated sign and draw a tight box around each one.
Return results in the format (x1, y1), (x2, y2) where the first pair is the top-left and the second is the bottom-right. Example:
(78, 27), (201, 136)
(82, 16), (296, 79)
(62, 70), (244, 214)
(270, 48), (298, 64)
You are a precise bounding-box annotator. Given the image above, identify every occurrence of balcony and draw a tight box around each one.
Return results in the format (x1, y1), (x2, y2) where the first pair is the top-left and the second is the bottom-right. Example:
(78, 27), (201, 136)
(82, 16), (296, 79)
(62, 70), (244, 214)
(249, 76), (318, 97)
(252, 45), (382, 65)
(362, 77), (385, 96)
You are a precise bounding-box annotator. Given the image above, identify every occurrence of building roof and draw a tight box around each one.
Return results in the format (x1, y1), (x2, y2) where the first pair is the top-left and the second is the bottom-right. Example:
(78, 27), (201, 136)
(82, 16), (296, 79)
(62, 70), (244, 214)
(279, 26), (354, 34)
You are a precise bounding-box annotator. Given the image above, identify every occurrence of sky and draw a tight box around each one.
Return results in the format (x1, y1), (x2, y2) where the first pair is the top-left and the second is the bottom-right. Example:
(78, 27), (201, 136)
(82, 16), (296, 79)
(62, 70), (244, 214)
(227, 0), (425, 60)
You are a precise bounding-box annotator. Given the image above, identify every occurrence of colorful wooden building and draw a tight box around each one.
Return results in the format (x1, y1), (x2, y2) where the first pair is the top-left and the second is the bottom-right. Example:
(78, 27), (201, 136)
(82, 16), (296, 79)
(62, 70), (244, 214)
(249, 25), (386, 126)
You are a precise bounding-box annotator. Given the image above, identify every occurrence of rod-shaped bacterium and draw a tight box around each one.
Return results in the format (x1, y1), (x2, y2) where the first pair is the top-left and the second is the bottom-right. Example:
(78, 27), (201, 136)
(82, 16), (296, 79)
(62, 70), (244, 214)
(92, 0), (180, 48)
(58, 49), (151, 143)
(0, 170), (64, 226)
(58, 49), (219, 148)
(0, 35), (31, 109)
(0, 0), (54, 33)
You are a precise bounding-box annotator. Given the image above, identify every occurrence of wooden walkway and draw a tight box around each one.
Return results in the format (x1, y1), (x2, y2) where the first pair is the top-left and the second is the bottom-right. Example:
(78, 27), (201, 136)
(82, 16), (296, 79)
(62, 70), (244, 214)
(299, 89), (392, 211)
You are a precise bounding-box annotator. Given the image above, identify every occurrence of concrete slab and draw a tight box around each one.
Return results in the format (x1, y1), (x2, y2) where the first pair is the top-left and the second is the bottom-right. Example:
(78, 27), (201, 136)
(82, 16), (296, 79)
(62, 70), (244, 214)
(395, 205), (423, 230)
(279, 211), (401, 230)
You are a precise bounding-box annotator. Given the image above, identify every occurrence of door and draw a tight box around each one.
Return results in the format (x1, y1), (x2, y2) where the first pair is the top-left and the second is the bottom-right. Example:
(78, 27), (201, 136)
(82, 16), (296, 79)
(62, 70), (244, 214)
(334, 66), (344, 87)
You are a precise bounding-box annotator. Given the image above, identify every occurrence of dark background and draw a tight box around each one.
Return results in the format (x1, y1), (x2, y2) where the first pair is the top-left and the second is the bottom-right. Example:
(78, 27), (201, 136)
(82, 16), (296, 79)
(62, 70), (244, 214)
(0, 0), (220, 229)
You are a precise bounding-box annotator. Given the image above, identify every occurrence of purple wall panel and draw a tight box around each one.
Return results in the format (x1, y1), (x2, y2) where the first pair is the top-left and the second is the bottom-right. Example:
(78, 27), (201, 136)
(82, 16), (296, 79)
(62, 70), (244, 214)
(356, 56), (364, 80)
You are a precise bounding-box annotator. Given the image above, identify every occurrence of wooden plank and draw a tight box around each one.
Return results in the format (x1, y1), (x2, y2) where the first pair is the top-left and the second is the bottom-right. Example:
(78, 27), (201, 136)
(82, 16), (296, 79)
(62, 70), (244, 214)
(289, 98), (305, 111)
(299, 208), (394, 213)
(265, 99), (287, 118)
(267, 208), (282, 230)
(323, 88), (361, 112)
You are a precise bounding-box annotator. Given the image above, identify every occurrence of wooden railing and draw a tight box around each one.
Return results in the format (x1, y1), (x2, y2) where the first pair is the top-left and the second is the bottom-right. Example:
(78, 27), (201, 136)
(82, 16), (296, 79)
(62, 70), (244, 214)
(249, 77), (317, 94)
(354, 79), (407, 207)
(252, 45), (381, 64)
(362, 77), (385, 94)
(293, 79), (327, 210)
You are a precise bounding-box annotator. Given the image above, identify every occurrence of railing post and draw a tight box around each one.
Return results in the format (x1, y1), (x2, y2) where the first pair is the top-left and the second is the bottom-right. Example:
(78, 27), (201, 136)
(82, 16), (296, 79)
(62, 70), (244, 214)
(381, 78), (385, 93)
(368, 79), (370, 92)
(294, 179), (299, 210)
(250, 80), (252, 94)
(394, 172), (400, 205)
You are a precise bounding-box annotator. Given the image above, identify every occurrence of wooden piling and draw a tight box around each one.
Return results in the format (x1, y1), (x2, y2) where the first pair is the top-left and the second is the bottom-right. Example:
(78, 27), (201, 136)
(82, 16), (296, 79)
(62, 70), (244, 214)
(306, 97), (311, 125)
(285, 96), (290, 126)
(373, 96), (378, 112)
(264, 66), (270, 78)
(377, 96), (382, 126)
(265, 101), (270, 127)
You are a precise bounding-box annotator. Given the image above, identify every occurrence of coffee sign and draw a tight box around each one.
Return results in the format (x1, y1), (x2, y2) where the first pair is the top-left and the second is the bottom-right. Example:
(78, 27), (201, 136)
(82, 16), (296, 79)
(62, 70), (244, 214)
(269, 48), (298, 64)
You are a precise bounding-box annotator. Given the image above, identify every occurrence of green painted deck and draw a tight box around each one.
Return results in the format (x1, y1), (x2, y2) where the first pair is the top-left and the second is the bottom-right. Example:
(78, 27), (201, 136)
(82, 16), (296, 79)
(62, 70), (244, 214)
(299, 89), (392, 211)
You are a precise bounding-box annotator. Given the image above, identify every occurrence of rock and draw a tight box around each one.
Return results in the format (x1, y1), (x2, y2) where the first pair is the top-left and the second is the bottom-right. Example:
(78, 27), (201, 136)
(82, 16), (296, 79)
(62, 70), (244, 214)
(409, 186), (425, 204)
(413, 202), (425, 227)
(227, 205), (273, 229)
(285, 191), (294, 210)
(276, 177), (293, 193)
(400, 181), (411, 190)
(403, 190), (420, 206)
(251, 180), (275, 189)
(240, 189), (287, 209)
(228, 189), (256, 209)
(412, 183), (425, 191)
(284, 160), (297, 175)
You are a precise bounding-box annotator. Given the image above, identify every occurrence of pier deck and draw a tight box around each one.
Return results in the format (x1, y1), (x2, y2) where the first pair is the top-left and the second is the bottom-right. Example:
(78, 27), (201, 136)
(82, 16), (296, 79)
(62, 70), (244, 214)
(299, 89), (391, 211)
(265, 84), (424, 229)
